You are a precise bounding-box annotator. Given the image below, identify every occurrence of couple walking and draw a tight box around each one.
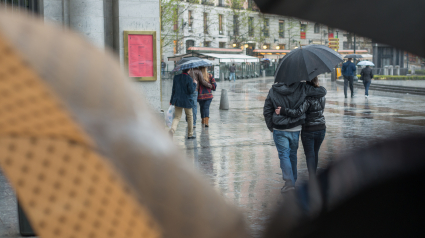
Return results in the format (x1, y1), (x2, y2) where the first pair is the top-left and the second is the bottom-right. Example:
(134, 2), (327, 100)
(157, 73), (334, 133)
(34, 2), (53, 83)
(264, 78), (327, 192)
(169, 66), (216, 139)
(263, 44), (343, 193)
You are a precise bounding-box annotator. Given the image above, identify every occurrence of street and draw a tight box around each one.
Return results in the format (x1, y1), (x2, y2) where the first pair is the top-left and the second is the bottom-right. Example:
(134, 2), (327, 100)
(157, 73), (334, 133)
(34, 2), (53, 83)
(162, 77), (425, 237)
(2, 77), (425, 237)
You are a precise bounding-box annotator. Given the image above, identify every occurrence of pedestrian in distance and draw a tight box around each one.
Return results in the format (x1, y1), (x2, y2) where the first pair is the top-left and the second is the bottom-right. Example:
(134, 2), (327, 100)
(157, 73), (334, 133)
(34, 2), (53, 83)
(161, 59), (166, 76)
(229, 63), (236, 82)
(169, 69), (197, 139)
(263, 81), (327, 193)
(276, 77), (326, 179)
(198, 67), (217, 127)
(341, 58), (357, 98)
(360, 65), (374, 98)
(188, 67), (212, 128)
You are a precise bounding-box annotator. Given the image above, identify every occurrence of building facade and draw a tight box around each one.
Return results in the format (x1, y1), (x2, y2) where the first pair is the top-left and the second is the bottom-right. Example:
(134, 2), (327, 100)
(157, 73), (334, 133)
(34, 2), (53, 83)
(161, 0), (372, 69)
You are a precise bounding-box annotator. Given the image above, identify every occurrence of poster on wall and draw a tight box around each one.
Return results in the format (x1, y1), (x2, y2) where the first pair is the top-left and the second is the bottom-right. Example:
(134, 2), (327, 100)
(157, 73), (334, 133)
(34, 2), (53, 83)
(124, 31), (157, 81)
(214, 65), (220, 79)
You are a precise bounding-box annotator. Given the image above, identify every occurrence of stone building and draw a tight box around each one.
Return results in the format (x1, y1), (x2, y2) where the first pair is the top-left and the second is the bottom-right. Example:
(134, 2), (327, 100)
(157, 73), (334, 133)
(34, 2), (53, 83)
(161, 0), (372, 69)
(1, 0), (162, 110)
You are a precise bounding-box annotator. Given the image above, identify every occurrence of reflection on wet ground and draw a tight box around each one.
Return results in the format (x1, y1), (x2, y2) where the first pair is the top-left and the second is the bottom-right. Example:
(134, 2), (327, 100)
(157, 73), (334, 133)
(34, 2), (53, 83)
(162, 77), (425, 237)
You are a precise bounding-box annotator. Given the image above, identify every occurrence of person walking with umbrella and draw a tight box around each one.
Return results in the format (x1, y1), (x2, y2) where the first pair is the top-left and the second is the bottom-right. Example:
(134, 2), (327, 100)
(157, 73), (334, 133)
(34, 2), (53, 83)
(174, 57), (213, 129)
(263, 45), (342, 192)
(276, 77), (327, 179)
(197, 67), (217, 127)
(341, 58), (357, 98)
(359, 63), (374, 98)
(169, 68), (197, 139)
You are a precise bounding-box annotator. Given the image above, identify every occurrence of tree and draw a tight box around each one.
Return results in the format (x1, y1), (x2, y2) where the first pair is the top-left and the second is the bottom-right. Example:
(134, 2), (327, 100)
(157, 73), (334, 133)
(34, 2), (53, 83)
(161, 0), (197, 57)
(285, 17), (301, 50)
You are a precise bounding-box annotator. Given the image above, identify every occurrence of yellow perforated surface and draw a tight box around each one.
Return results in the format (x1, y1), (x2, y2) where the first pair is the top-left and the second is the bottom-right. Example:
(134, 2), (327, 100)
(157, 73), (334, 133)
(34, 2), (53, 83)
(0, 29), (161, 238)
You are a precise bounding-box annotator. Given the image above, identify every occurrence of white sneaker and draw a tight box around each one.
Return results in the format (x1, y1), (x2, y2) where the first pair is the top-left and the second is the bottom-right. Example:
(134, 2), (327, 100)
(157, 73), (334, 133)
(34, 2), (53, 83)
(365, 95), (368, 98)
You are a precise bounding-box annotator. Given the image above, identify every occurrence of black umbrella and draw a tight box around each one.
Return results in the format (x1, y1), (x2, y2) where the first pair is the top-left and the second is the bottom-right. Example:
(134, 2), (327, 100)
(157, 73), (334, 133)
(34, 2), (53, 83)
(253, 0), (425, 58)
(344, 54), (363, 59)
(274, 45), (343, 84)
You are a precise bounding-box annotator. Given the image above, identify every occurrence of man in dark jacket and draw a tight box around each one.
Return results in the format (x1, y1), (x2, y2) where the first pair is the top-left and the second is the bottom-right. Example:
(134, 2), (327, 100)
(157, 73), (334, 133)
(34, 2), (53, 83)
(170, 69), (197, 139)
(360, 65), (374, 98)
(341, 58), (357, 98)
(263, 82), (326, 192)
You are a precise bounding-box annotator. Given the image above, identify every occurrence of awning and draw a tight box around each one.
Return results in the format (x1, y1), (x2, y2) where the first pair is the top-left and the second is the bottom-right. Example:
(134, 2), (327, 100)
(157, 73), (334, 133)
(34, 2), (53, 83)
(253, 49), (291, 54)
(167, 53), (215, 62)
(187, 47), (243, 54)
(200, 53), (259, 63)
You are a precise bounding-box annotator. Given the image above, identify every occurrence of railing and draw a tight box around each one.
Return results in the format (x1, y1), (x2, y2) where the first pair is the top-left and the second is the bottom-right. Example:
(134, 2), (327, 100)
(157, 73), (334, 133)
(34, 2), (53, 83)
(356, 68), (409, 76)
(0, 0), (39, 13)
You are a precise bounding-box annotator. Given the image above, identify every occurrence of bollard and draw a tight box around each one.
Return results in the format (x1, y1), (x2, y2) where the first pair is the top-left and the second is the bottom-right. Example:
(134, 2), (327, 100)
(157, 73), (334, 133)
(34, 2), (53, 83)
(331, 68), (336, 82)
(219, 89), (229, 110)
(262, 70), (266, 77)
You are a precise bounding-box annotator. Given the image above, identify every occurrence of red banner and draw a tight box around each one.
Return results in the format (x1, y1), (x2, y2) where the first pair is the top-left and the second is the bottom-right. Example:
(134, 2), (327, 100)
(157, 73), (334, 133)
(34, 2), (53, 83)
(128, 34), (153, 77)
(328, 33), (334, 38)
(300, 32), (306, 39)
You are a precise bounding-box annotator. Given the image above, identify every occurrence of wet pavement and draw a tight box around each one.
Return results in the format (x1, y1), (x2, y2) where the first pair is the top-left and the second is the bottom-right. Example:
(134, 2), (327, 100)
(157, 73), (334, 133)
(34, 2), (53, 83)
(161, 76), (425, 237)
(2, 77), (425, 237)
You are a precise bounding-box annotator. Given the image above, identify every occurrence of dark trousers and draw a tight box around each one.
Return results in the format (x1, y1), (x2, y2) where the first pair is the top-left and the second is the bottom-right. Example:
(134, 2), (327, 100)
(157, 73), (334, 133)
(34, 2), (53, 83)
(343, 75), (354, 97)
(198, 99), (212, 118)
(363, 80), (371, 96)
(301, 129), (326, 177)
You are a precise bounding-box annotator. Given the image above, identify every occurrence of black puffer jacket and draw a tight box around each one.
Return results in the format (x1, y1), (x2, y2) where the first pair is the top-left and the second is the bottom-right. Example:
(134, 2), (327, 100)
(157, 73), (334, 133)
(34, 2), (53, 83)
(263, 82), (327, 132)
(281, 96), (326, 131)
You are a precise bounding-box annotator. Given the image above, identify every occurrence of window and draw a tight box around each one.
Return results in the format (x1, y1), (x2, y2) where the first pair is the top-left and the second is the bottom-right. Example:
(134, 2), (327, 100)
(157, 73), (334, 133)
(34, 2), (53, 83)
(204, 41), (211, 47)
(300, 23), (307, 39)
(219, 42), (226, 48)
(262, 44), (270, 49)
(186, 40), (195, 52)
(219, 14), (223, 34)
(314, 23), (320, 33)
(278, 44), (285, 50)
(188, 10), (193, 32)
(204, 13), (208, 34)
(173, 40), (178, 54)
(279, 20), (285, 38)
(328, 27), (334, 38)
(173, 8), (178, 32)
(233, 15), (239, 36)
(263, 18), (269, 37)
(248, 17), (254, 37)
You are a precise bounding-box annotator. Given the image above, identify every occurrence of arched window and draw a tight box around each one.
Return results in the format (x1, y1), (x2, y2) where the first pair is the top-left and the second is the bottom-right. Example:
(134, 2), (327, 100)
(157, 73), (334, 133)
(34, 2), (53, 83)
(314, 23), (320, 33)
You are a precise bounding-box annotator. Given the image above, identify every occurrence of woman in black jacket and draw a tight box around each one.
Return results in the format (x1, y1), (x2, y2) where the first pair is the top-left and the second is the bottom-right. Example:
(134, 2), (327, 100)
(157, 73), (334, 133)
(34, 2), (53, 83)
(275, 77), (326, 178)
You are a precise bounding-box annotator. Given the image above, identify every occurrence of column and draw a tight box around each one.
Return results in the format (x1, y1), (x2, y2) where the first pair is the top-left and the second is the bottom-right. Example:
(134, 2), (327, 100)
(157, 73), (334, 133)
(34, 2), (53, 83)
(69, 0), (105, 48)
(114, 0), (161, 110)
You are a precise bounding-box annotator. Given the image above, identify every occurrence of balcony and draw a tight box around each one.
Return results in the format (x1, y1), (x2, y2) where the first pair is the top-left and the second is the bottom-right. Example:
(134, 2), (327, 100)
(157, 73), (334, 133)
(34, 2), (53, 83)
(201, 0), (215, 6)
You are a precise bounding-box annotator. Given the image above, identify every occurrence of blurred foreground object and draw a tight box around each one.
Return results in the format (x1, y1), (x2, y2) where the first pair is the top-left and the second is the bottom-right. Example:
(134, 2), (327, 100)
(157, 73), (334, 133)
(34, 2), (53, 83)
(0, 9), (246, 238)
(265, 134), (425, 237)
(253, 0), (425, 58)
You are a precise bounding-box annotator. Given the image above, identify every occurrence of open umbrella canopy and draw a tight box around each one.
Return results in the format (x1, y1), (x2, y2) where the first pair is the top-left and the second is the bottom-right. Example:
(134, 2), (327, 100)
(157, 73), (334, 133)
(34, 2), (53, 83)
(274, 45), (343, 84)
(172, 58), (213, 72)
(176, 57), (202, 65)
(344, 54), (363, 59)
(357, 61), (375, 66)
(253, 0), (425, 58)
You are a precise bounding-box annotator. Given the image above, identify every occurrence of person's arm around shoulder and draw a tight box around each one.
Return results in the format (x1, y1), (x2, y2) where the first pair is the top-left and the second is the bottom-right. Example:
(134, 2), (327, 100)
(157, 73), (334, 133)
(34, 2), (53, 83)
(278, 100), (310, 118)
(263, 90), (275, 132)
(187, 74), (197, 94)
(305, 84), (327, 97)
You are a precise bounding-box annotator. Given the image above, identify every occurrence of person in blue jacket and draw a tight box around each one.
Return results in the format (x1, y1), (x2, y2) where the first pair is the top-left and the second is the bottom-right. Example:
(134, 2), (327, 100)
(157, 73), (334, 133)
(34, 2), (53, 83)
(341, 58), (357, 98)
(170, 69), (197, 139)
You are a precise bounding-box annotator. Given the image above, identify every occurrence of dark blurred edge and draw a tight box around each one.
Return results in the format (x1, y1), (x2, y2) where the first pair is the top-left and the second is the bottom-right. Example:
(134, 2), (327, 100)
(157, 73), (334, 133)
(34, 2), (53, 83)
(18, 201), (36, 237)
(264, 133), (425, 238)
(253, 0), (425, 58)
